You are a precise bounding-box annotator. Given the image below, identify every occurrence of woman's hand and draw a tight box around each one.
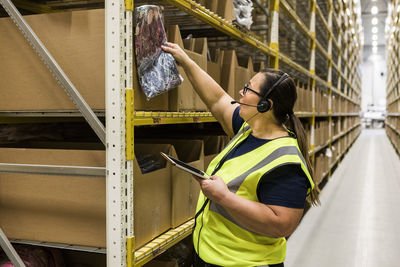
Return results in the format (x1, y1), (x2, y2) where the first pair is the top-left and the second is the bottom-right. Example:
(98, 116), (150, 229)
(194, 175), (232, 204)
(161, 42), (192, 67)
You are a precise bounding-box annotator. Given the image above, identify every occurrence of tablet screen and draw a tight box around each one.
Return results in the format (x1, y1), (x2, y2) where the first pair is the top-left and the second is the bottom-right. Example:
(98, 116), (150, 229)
(160, 152), (209, 179)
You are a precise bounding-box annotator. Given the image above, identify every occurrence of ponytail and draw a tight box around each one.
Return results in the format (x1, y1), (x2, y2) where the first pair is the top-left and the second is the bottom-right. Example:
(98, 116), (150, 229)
(289, 114), (321, 206)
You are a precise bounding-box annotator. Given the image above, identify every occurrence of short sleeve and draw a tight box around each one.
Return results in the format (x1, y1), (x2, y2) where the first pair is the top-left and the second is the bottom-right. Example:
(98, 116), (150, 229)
(232, 107), (245, 134)
(256, 164), (310, 209)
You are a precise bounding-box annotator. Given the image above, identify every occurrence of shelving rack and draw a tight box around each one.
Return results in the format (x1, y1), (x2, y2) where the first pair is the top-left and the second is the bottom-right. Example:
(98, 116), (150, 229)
(0, 0), (362, 266)
(386, 0), (400, 155)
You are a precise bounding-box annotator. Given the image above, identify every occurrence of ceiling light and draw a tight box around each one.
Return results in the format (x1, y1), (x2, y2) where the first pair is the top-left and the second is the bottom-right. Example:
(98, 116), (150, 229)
(397, 5), (400, 12)
(372, 17), (378, 25)
(372, 34), (378, 40)
(372, 46), (378, 53)
(372, 27), (378, 33)
(371, 6), (379, 15)
(372, 41), (378, 46)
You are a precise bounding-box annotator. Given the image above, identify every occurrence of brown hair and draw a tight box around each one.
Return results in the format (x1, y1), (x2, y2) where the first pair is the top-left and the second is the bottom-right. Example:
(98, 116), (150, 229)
(260, 68), (320, 206)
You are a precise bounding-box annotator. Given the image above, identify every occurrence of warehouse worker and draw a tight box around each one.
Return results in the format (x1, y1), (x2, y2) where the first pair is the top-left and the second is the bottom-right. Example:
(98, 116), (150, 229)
(162, 42), (320, 267)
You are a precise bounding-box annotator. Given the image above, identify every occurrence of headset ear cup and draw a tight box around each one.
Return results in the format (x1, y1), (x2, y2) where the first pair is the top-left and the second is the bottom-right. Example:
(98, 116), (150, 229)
(257, 100), (271, 113)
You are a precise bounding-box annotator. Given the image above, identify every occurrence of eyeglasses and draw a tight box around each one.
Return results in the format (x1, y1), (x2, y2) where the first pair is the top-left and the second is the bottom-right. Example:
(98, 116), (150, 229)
(243, 84), (263, 97)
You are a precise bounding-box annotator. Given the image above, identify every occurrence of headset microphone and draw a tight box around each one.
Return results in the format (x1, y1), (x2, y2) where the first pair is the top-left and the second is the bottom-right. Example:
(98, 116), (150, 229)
(231, 100), (268, 109)
(230, 100), (259, 107)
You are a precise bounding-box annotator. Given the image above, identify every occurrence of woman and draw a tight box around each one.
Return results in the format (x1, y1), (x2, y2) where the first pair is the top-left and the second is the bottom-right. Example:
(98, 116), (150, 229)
(162, 42), (320, 267)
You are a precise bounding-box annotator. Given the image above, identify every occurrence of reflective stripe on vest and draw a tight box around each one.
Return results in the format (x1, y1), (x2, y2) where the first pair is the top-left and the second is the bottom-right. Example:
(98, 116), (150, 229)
(193, 122), (314, 266)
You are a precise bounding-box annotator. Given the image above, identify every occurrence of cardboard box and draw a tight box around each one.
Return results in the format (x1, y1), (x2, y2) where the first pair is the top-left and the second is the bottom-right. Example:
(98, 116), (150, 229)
(0, 144), (174, 249)
(134, 144), (173, 248)
(220, 50), (254, 100)
(207, 48), (223, 86)
(137, 140), (203, 227)
(0, 9), (169, 111)
(0, 10), (104, 111)
(169, 140), (203, 227)
(0, 148), (106, 247)
(203, 136), (224, 171)
(183, 38), (208, 111)
(167, 25), (208, 111)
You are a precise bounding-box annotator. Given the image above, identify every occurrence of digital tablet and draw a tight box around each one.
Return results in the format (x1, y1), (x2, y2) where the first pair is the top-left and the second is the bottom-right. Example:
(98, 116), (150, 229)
(160, 152), (210, 179)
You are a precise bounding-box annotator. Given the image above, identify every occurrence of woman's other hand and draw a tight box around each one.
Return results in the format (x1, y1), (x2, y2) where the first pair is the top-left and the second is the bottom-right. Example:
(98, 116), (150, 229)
(161, 42), (192, 67)
(193, 175), (232, 204)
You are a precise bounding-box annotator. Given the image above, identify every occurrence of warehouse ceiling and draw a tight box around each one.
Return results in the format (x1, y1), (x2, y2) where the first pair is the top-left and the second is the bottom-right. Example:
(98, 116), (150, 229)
(360, 0), (389, 59)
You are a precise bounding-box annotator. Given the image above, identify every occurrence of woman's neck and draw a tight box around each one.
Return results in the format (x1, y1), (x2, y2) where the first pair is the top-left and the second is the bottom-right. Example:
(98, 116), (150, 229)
(247, 114), (288, 140)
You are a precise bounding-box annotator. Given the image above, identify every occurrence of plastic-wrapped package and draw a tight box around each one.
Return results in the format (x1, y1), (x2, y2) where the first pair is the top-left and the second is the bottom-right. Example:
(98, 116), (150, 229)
(233, 0), (253, 30)
(135, 5), (183, 100)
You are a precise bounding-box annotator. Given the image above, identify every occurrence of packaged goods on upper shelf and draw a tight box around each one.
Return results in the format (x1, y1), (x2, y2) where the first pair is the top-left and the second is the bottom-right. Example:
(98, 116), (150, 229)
(135, 5), (183, 100)
(233, 0), (253, 30)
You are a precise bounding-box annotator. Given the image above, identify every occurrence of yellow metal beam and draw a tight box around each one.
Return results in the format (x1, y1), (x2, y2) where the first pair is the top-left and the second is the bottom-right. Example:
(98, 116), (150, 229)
(126, 89), (134, 160)
(164, 0), (277, 57)
(133, 219), (194, 266)
(269, 0), (280, 68)
(134, 111), (216, 126)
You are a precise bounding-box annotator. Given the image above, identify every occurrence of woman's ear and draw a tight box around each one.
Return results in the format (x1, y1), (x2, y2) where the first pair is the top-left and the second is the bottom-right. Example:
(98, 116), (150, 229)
(268, 99), (273, 110)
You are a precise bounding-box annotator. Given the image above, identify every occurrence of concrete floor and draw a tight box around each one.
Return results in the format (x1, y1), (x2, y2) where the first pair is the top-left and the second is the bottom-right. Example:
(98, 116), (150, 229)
(286, 128), (400, 267)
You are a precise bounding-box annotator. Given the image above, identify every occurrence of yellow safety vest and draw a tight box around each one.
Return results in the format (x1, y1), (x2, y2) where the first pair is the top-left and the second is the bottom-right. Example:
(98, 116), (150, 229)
(193, 123), (314, 266)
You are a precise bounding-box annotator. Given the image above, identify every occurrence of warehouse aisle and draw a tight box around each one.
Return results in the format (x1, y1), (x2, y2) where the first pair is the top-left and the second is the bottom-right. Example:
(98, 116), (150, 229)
(286, 128), (400, 267)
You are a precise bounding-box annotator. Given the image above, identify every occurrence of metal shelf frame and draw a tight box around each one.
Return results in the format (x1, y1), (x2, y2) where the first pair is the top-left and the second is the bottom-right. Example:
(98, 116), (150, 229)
(386, 0), (400, 156)
(319, 129), (361, 184)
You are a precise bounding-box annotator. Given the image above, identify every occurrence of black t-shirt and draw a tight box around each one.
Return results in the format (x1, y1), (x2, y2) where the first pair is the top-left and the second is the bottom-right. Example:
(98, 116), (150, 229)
(226, 107), (310, 209)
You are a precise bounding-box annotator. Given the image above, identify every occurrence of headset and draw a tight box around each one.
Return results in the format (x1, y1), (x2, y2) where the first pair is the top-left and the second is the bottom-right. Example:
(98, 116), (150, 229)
(231, 73), (290, 113)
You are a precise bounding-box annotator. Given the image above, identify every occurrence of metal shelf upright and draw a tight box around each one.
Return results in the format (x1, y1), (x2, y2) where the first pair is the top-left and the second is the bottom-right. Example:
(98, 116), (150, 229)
(386, 0), (400, 156)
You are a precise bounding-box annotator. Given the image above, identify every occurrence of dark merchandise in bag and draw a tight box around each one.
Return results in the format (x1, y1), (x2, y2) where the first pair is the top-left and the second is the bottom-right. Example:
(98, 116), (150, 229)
(135, 5), (183, 100)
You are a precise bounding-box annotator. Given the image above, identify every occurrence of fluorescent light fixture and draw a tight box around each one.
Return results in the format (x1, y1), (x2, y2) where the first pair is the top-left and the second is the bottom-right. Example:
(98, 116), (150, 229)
(372, 17), (378, 25)
(372, 34), (378, 40)
(372, 27), (378, 33)
(372, 46), (378, 53)
(371, 6), (378, 15)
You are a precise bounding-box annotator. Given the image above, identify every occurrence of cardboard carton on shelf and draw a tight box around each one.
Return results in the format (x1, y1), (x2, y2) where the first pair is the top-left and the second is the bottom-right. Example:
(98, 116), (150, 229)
(136, 139), (203, 228)
(207, 47), (223, 86)
(293, 82), (301, 112)
(0, 147), (106, 247)
(0, 143), (174, 249)
(203, 135), (225, 171)
(167, 25), (208, 111)
(133, 144), (173, 248)
(304, 84), (312, 112)
(220, 50), (254, 100)
(197, 0), (235, 23)
(0, 9), (169, 111)
(315, 88), (321, 113)
(183, 37), (208, 111)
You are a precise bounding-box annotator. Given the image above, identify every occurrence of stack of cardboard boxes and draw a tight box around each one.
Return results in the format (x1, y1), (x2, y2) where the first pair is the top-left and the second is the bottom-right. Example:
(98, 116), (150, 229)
(0, 136), (228, 249)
